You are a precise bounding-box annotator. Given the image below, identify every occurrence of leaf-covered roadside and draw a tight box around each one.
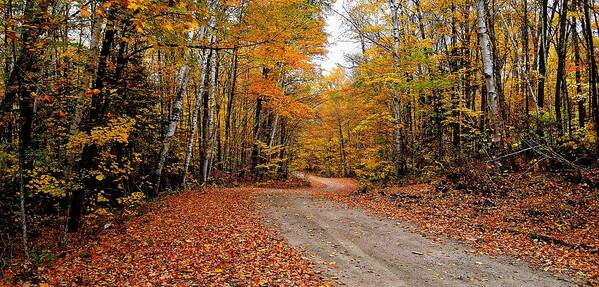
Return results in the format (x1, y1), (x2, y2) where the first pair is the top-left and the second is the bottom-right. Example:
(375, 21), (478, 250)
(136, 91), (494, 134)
(324, 170), (599, 286)
(3, 189), (323, 286)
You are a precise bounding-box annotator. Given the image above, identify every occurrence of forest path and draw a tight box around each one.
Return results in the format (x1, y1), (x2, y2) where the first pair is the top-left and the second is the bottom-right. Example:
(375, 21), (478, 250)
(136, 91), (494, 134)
(259, 175), (572, 287)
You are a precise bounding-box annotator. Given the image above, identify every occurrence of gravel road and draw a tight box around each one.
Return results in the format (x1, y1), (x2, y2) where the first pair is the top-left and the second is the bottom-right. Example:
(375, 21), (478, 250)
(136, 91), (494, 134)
(259, 176), (572, 287)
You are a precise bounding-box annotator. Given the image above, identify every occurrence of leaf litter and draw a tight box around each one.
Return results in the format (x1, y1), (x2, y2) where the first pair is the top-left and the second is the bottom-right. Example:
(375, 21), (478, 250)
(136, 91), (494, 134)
(24, 188), (324, 286)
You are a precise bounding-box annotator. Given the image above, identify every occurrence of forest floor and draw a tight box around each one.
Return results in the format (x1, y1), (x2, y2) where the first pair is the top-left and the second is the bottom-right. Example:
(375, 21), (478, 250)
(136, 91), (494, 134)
(3, 189), (323, 286)
(2, 173), (593, 286)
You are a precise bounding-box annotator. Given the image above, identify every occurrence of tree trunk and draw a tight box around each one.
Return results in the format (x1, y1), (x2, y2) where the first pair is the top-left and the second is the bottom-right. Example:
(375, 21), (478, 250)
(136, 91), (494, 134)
(487, 1), (507, 120)
(250, 98), (263, 172)
(251, 67), (268, 173)
(389, 0), (405, 176)
(68, 9), (119, 232)
(7, 0), (50, 252)
(200, 65), (210, 179)
(537, 0), (549, 109)
(181, 27), (209, 188)
(335, 108), (347, 176)
(269, 115), (278, 147)
(573, 18), (586, 129)
(583, 0), (599, 150)
(523, 0), (530, 124)
(202, 48), (219, 183)
(554, 0), (568, 134)
(154, 64), (191, 195)
(224, 49), (238, 173)
(0, 0), (46, 117)
(476, 0), (503, 143)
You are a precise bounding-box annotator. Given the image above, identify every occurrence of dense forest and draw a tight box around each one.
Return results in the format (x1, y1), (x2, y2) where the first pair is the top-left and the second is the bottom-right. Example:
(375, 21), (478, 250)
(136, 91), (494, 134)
(0, 0), (326, 243)
(297, 0), (598, 182)
(0, 0), (598, 284)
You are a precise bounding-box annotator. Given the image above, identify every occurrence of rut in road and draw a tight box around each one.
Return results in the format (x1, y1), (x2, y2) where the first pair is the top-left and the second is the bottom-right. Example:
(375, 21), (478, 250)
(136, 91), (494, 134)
(259, 176), (572, 287)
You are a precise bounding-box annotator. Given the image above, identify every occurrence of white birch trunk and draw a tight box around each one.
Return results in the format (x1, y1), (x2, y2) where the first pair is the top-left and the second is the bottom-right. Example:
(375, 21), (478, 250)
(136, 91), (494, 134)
(202, 1), (219, 183)
(181, 26), (209, 188)
(202, 50), (218, 183)
(389, 0), (403, 175)
(268, 115), (278, 147)
(154, 64), (191, 194)
(475, 0), (503, 143)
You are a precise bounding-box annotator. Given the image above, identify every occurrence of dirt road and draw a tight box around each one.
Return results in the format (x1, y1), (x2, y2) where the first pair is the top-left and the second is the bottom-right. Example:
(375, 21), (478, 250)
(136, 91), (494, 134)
(259, 176), (572, 287)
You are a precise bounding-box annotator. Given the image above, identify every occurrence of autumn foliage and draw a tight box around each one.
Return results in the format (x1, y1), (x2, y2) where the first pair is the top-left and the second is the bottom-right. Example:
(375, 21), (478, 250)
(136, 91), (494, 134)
(1, 0), (599, 285)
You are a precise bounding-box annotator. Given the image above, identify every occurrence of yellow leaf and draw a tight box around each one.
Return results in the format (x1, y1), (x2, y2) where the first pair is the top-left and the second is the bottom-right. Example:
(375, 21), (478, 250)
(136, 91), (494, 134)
(95, 174), (105, 181)
(163, 22), (174, 31)
(80, 6), (91, 17)
(210, 268), (223, 274)
(127, 3), (141, 10)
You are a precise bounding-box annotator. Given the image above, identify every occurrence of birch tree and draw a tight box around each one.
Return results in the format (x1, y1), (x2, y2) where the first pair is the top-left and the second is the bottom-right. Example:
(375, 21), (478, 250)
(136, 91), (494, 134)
(154, 64), (191, 195)
(475, 0), (502, 143)
(389, 0), (405, 175)
(181, 27), (209, 188)
(201, 0), (219, 184)
(202, 50), (218, 183)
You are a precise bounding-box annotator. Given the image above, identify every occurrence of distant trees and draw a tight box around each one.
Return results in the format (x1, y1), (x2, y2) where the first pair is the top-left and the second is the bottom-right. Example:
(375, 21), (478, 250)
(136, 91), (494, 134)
(296, 0), (599, 180)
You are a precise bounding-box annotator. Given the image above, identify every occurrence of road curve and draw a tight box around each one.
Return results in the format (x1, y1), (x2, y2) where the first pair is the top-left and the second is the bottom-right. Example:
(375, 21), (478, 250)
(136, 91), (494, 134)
(259, 176), (572, 287)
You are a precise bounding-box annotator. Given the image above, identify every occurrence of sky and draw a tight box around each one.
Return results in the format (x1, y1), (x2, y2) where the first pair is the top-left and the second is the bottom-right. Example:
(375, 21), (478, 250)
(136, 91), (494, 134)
(315, 0), (361, 75)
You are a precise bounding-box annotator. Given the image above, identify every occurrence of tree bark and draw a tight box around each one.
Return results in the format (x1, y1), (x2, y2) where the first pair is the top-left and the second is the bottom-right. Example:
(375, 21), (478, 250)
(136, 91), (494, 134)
(68, 9), (119, 232)
(523, 0), (530, 124)
(554, 0), (569, 134)
(487, 1), (507, 120)
(573, 18), (586, 129)
(251, 67), (268, 173)
(450, 2), (460, 149)
(224, 49), (238, 173)
(250, 97), (263, 172)
(154, 64), (191, 195)
(476, 0), (503, 143)
(583, 0), (599, 150)
(181, 27), (209, 188)
(537, 0), (549, 109)
(335, 107), (347, 176)
(202, 48), (219, 183)
(8, 0), (50, 252)
(389, 0), (405, 176)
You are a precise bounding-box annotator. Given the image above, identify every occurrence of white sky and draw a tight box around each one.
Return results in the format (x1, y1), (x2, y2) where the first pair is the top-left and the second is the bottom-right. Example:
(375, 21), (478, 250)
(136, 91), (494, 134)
(315, 0), (361, 75)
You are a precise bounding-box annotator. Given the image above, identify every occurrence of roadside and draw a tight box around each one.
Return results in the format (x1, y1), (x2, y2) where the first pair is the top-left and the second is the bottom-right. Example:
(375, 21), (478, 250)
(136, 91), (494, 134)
(317, 171), (598, 286)
(3, 189), (323, 286)
(260, 176), (573, 286)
